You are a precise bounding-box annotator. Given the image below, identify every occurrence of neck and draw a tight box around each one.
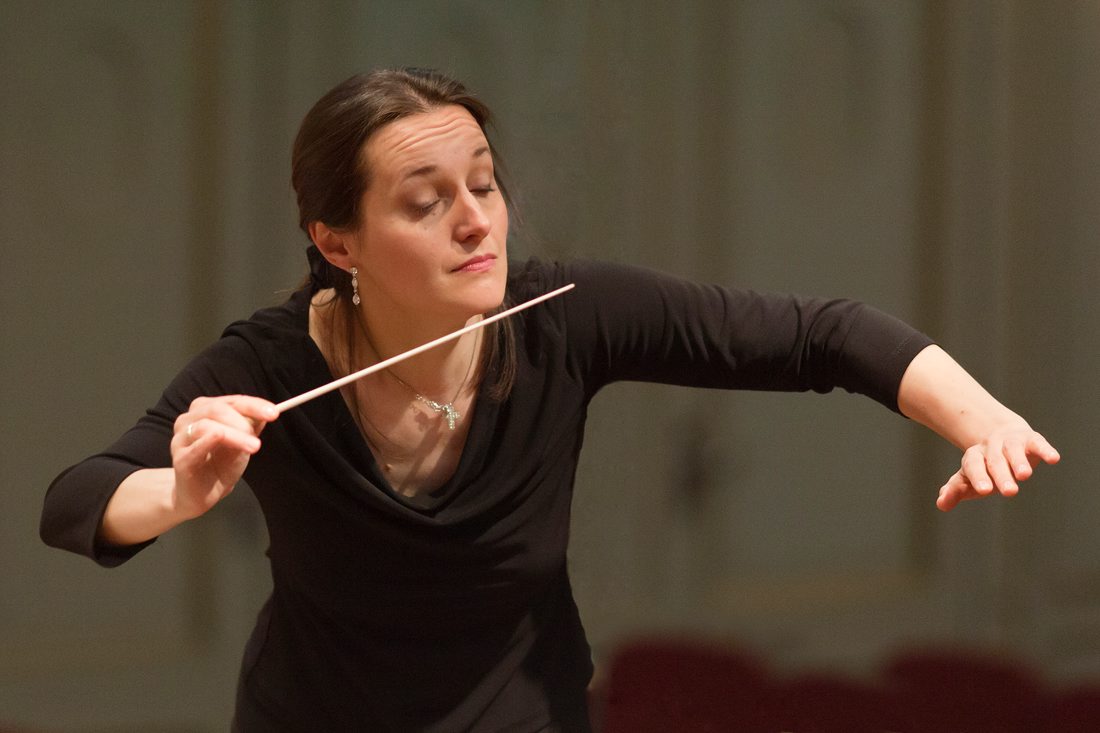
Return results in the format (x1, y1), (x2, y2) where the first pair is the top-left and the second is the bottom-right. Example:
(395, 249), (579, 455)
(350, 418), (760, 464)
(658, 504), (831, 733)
(354, 304), (483, 400)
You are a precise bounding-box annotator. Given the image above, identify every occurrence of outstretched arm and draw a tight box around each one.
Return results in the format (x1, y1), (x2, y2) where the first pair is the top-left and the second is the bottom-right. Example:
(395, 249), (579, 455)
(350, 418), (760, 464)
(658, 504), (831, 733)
(897, 344), (1060, 511)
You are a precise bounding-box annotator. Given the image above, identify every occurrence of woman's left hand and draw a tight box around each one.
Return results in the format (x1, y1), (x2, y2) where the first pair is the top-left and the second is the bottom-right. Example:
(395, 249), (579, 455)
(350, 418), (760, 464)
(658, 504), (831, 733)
(936, 423), (1060, 512)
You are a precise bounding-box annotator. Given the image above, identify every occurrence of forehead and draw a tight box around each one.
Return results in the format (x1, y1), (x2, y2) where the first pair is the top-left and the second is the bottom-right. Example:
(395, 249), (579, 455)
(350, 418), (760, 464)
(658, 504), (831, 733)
(363, 105), (489, 182)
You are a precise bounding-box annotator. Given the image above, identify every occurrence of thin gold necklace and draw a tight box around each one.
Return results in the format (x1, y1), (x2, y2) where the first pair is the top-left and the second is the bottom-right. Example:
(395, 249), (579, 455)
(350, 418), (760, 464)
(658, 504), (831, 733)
(353, 310), (478, 431)
(354, 398), (411, 461)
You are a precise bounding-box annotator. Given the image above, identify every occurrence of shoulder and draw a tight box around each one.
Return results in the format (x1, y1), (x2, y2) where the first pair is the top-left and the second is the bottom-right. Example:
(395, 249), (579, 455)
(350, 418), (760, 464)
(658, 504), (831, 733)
(503, 256), (692, 357)
(506, 257), (721, 326)
(210, 287), (315, 369)
(171, 288), (315, 399)
(223, 287), (311, 343)
(506, 257), (676, 305)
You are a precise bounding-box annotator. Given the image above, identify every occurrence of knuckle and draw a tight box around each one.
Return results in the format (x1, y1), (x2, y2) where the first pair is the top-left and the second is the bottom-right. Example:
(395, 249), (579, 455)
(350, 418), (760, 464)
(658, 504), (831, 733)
(963, 444), (985, 460)
(961, 452), (983, 471)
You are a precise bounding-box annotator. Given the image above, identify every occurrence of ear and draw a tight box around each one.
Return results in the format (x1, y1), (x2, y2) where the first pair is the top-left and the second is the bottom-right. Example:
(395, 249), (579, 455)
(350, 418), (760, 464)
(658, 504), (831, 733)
(308, 221), (357, 272)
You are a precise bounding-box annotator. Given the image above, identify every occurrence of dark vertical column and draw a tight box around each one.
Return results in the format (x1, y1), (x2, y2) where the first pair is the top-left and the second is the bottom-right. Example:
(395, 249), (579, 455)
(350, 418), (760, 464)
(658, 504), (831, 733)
(907, 0), (951, 576)
(184, 0), (224, 645)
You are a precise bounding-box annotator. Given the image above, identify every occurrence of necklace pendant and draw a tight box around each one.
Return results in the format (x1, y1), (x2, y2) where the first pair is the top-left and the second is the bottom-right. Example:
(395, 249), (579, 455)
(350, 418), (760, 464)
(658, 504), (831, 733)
(417, 395), (461, 430)
(441, 403), (459, 430)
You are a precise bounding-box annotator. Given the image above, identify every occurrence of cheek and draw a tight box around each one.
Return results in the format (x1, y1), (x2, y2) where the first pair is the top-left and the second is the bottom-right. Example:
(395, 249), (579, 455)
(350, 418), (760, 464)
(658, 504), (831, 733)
(358, 229), (428, 284)
(376, 220), (430, 255)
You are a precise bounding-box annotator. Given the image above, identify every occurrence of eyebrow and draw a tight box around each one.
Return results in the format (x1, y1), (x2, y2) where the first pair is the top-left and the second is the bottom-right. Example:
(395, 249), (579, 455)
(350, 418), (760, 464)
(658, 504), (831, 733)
(399, 146), (491, 182)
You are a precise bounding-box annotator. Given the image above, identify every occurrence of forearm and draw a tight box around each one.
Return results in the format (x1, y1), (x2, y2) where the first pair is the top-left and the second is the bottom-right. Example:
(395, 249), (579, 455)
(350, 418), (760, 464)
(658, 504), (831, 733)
(896, 344), (1027, 449)
(98, 467), (192, 547)
(897, 344), (1060, 510)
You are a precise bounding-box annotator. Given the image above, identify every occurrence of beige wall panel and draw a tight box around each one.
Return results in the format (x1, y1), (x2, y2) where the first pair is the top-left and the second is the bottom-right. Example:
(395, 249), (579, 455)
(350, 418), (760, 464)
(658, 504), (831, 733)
(3, 1), (1098, 729)
(0, 2), (261, 729)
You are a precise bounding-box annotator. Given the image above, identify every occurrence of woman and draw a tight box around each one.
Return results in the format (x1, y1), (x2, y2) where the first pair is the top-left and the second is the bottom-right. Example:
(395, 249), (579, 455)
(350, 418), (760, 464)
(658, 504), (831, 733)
(41, 68), (1059, 732)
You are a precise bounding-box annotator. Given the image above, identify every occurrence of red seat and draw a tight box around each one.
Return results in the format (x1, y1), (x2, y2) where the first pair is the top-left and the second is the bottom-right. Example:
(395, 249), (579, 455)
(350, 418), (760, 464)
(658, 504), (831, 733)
(598, 638), (773, 733)
(881, 647), (1043, 733)
(766, 672), (910, 733)
(1035, 685), (1100, 732)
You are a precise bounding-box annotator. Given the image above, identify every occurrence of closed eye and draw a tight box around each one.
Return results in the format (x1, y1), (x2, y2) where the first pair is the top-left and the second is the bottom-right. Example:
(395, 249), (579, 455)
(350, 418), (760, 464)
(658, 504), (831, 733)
(414, 199), (440, 216)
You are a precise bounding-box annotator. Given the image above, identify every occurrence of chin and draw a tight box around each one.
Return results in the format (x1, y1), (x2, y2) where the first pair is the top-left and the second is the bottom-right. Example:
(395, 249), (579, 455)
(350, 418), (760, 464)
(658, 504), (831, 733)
(467, 267), (508, 312)
(436, 282), (503, 324)
(473, 282), (508, 316)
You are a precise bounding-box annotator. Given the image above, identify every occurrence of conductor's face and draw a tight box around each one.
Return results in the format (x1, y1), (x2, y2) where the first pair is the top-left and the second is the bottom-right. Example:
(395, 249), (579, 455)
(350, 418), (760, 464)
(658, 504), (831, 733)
(348, 104), (509, 325)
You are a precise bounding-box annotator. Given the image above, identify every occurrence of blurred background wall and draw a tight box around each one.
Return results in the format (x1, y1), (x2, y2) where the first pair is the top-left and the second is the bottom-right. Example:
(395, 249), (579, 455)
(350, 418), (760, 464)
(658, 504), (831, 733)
(1, 1), (1097, 730)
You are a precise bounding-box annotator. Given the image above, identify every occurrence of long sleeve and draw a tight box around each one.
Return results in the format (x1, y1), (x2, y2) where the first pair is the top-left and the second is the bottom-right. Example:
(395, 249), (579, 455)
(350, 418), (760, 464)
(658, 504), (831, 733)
(40, 333), (269, 566)
(524, 258), (933, 411)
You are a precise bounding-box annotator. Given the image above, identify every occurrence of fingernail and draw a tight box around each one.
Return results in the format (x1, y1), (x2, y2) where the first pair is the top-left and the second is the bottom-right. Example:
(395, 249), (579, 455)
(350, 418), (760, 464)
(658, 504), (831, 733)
(264, 407), (278, 419)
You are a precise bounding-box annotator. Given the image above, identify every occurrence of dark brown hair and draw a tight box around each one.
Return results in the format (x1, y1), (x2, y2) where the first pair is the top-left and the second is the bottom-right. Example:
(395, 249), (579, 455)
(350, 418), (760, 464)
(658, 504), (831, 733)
(291, 68), (516, 400)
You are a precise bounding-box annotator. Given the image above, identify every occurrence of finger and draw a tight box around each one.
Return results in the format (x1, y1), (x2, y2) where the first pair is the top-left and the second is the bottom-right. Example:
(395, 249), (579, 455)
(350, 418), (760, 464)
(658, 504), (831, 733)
(190, 400), (266, 438)
(176, 418), (261, 456)
(1027, 433), (1061, 466)
(172, 417), (201, 451)
(1003, 438), (1034, 482)
(960, 447), (995, 496)
(936, 481), (956, 512)
(183, 395), (278, 433)
(983, 448), (1019, 497)
(174, 429), (220, 472)
(937, 471), (972, 512)
(221, 395), (280, 427)
(937, 482), (963, 512)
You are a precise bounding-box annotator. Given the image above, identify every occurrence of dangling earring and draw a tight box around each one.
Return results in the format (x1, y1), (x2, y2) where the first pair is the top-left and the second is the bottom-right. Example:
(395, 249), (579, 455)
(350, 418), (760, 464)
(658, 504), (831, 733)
(350, 267), (361, 306)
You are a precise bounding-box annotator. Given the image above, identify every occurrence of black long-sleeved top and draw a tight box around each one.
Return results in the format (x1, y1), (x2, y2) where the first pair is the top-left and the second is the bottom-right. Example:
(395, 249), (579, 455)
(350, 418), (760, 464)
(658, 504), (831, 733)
(41, 257), (933, 732)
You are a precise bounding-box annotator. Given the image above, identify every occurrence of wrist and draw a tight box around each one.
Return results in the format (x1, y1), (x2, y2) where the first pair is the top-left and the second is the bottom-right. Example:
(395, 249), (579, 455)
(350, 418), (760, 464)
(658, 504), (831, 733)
(100, 468), (189, 547)
(167, 471), (208, 522)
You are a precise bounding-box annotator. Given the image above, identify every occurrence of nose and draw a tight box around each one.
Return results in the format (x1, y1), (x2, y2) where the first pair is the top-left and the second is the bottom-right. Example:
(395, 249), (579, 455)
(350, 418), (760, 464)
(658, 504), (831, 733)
(452, 189), (492, 245)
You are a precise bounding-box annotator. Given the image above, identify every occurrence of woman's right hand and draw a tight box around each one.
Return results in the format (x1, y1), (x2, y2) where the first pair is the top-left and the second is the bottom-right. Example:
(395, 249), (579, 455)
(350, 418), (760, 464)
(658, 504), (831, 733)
(170, 395), (279, 519)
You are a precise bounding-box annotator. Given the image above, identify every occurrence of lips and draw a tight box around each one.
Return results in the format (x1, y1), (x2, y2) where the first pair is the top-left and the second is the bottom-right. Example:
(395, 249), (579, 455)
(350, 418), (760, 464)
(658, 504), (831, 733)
(453, 254), (496, 273)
